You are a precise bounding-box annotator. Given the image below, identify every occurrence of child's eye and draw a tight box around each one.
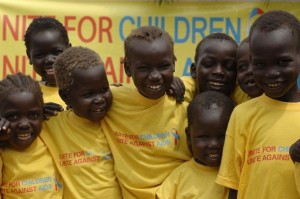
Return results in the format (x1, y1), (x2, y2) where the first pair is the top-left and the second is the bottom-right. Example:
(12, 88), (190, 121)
(201, 60), (214, 67)
(159, 64), (172, 70)
(53, 50), (63, 56)
(4, 113), (19, 121)
(29, 111), (42, 119)
(33, 53), (44, 59)
(253, 62), (265, 69)
(82, 92), (93, 98)
(237, 64), (247, 72)
(137, 66), (149, 71)
(278, 60), (291, 66)
(224, 61), (236, 71)
(198, 135), (209, 139)
(101, 87), (109, 93)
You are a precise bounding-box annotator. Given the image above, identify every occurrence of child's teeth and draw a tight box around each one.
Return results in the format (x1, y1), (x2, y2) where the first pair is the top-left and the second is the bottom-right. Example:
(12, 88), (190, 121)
(18, 133), (31, 141)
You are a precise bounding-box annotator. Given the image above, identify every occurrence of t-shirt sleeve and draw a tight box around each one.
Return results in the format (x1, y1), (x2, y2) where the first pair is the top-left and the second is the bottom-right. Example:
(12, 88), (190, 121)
(180, 76), (196, 103)
(156, 170), (181, 199)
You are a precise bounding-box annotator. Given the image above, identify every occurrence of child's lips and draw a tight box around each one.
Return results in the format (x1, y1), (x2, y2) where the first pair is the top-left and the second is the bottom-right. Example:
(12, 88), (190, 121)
(45, 68), (54, 75)
(17, 133), (32, 141)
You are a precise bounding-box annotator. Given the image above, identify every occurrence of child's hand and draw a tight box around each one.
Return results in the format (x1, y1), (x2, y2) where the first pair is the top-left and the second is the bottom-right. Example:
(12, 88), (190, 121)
(43, 102), (64, 120)
(289, 139), (300, 162)
(0, 117), (12, 142)
(167, 77), (185, 104)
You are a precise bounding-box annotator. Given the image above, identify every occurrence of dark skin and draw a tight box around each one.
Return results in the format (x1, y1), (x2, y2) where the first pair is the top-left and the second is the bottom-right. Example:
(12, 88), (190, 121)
(0, 117), (12, 146)
(228, 189), (237, 199)
(0, 92), (43, 150)
(167, 77), (185, 103)
(125, 38), (181, 101)
(237, 42), (263, 98)
(43, 102), (64, 120)
(289, 139), (300, 162)
(191, 39), (237, 96)
(250, 28), (300, 102)
(27, 30), (70, 87)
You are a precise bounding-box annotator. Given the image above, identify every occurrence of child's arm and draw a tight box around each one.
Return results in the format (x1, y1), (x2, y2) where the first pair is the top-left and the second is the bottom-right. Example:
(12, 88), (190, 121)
(43, 102), (64, 120)
(228, 189), (237, 199)
(167, 76), (185, 103)
(0, 117), (12, 145)
(290, 139), (300, 162)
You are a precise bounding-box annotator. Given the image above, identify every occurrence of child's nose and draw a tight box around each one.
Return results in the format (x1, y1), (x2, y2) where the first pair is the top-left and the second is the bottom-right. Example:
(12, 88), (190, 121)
(212, 64), (225, 76)
(208, 139), (219, 148)
(149, 70), (162, 80)
(44, 55), (55, 64)
(18, 118), (30, 130)
(266, 67), (280, 78)
(93, 95), (105, 104)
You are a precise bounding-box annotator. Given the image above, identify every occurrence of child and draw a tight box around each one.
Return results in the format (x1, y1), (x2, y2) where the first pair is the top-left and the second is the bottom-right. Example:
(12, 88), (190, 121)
(40, 46), (122, 198)
(101, 26), (193, 199)
(190, 33), (237, 98)
(236, 37), (263, 100)
(216, 10), (300, 199)
(156, 91), (235, 199)
(290, 139), (300, 196)
(0, 73), (63, 198)
(24, 16), (71, 108)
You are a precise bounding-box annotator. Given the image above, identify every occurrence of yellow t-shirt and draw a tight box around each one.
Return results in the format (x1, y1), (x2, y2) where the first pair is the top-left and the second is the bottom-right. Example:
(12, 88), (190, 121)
(0, 137), (63, 199)
(156, 158), (228, 199)
(231, 84), (252, 104)
(101, 78), (193, 199)
(216, 94), (300, 199)
(40, 83), (66, 108)
(41, 110), (122, 199)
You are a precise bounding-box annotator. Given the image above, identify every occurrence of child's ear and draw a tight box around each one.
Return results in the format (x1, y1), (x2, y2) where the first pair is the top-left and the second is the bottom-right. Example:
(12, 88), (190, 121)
(123, 57), (132, 77)
(185, 127), (193, 154)
(190, 63), (196, 79)
(26, 50), (32, 65)
(59, 89), (70, 105)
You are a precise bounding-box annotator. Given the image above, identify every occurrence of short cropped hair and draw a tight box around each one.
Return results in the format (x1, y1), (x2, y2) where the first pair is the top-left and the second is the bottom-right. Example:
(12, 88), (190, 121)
(0, 72), (43, 106)
(124, 26), (176, 64)
(194, 33), (238, 64)
(24, 17), (69, 53)
(187, 91), (235, 127)
(249, 10), (300, 51)
(54, 46), (104, 90)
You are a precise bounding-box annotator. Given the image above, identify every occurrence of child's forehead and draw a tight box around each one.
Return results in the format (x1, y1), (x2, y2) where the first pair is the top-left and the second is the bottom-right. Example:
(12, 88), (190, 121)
(127, 38), (173, 59)
(250, 28), (297, 53)
(0, 92), (42, 110)
(199, 39), (237, 53)
(129, 37), (171, 50)
(71, 66), (106, 83)
(31, 30), (64, 43)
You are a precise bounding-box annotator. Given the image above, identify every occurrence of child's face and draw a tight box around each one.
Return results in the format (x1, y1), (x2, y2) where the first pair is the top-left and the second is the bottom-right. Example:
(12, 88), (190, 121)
(250, 28), (300, 102)
(125, 38), (175, 99)
(27, 30), (69, 86)
(193, 39), (237, 96)
(63, 66), (112, 122)
(0, 92), (43, 150)
(237, 42), (263, 98)
(186, 107), (229, 167)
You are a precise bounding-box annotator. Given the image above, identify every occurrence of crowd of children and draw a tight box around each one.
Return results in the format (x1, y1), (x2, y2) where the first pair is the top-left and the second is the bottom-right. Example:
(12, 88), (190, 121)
(0, 9), (299, 199)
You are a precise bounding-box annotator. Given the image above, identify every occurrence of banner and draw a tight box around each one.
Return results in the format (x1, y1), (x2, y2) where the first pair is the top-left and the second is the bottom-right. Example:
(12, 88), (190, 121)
(1, 1), (300, 85)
